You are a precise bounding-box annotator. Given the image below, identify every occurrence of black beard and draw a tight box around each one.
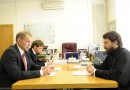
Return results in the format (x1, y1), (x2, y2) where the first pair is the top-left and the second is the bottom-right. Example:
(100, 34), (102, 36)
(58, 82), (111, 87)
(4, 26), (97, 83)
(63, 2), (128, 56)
(105, 46), (115, 55)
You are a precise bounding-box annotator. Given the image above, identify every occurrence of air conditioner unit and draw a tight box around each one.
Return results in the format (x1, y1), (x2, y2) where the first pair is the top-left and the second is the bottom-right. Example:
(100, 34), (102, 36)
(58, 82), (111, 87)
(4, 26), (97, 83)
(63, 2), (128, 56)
(43, 0), (64, 10)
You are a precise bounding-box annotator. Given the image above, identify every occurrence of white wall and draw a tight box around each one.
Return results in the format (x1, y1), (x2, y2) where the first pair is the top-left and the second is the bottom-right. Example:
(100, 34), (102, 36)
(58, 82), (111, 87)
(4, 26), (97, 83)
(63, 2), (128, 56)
(116, 0), (130, 50)
(0, 2), (17, 38)
(0, 0), (110, 53)
(0, 0), (95, 53)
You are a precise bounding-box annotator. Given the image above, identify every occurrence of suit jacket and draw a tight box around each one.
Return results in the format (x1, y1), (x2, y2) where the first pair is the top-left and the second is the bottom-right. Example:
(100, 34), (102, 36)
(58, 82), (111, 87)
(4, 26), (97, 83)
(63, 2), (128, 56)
(118, 52), (130, 90)
(0, 44), (42, 88)
(28, 48), (38, 64)
(94, 46), (130, 81)
(28, 48), (45, 66)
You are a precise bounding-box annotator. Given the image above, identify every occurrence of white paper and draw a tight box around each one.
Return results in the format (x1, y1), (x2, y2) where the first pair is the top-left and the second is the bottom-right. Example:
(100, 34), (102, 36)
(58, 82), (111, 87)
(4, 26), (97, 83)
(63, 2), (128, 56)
(74, 65), (86, 69)
(67, 60), (79, 63)
(72, 71), (91, 75)
(53, 60), (67, 64)
(48, 72), (56, 76)
(54, 68), (60, 71)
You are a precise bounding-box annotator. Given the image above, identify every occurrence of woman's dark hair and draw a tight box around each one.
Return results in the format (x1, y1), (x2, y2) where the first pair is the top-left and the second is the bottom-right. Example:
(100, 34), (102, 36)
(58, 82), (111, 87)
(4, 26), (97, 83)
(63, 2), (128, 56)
(103, 31), (123, 47)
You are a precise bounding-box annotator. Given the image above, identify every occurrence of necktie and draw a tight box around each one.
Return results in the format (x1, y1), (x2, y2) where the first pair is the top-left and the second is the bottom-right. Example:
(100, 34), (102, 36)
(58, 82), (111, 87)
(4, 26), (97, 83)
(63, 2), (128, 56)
(21, 53), (27, 71)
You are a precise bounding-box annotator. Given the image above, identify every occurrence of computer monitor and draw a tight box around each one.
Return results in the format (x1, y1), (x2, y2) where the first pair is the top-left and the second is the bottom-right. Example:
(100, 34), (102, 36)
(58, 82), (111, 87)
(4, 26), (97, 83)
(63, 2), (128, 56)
(65, 52), (79, 59)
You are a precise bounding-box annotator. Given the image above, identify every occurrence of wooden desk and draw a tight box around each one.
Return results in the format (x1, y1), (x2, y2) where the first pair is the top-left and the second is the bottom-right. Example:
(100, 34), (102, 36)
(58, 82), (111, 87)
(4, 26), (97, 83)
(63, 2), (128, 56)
(12, 64), (118, 89)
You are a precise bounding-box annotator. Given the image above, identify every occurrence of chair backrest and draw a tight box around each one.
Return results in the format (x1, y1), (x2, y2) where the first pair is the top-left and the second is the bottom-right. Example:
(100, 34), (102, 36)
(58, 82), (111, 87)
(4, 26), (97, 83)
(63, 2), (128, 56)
(0, 59), (2, 71)
(62, 42), (77, 58)
(94, 51), (107, 62)
(0, 59), (11, 90)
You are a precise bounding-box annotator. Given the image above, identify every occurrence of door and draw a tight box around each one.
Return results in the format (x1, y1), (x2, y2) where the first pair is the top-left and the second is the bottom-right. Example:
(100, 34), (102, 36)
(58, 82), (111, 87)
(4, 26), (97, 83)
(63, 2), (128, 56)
(0, 24), (14, 57)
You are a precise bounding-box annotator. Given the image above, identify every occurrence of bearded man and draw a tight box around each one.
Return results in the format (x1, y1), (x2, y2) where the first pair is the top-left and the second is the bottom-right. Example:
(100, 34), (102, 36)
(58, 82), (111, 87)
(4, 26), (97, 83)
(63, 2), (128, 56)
(87, 31), (130, 90)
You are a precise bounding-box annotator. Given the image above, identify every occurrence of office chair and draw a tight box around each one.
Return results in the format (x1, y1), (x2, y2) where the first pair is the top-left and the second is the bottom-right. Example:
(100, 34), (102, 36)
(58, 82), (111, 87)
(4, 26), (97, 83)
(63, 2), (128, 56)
(93, 51), (107, 65)
(62, 42), (77, 58)
(0, 60), (11, 90)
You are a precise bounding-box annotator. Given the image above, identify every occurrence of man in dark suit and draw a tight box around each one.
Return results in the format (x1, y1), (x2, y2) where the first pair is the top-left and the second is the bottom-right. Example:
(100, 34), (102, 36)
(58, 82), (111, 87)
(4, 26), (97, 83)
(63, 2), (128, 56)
(28, 40), (46, 66)
(87, 31), (130, 90)
(118, 55), (130, 90)
(0, 31), (53, 89)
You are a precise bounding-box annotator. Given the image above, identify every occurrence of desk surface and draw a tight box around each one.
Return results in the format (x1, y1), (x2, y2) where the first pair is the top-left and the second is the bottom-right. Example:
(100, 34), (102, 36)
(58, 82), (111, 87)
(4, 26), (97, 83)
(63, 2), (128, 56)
(12, 64), (118, 89)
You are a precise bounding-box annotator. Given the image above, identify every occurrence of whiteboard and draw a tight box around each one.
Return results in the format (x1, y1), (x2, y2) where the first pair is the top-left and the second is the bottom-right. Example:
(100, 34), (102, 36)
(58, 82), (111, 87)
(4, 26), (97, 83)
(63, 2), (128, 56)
(24, 23), (55, 45)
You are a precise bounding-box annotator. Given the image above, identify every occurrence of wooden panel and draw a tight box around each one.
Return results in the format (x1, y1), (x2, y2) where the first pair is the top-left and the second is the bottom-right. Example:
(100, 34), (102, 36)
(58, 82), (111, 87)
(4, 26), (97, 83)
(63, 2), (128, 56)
(0, 24), (14, 57)
(12, 64), (118, 89)
(0, 26), (3, 58)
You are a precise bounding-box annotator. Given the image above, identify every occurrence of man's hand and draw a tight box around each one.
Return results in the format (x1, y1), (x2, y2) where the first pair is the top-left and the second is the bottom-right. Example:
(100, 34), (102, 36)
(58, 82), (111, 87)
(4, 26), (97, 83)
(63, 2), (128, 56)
(42, 66), (52, 75)
(86, 65), (95, 75)
(50, 65), (55, 70)
(46, 60), (54, 66)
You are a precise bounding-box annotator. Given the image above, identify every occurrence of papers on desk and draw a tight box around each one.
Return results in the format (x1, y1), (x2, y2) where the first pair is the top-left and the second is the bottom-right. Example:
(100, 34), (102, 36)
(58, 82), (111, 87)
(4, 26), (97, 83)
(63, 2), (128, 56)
(48, 72), (56, 76)
(53, 60), (67, 64)
(67, 58), (80, 63)
(47, 68), (60, 76)
(81, 56), (89, 61)
(54, 68), (60, 71)
(80, 62), (93, 66)
(74, 65), (86, 69)
(72, 71), (91, 76)
(67, 60), (79, 63)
